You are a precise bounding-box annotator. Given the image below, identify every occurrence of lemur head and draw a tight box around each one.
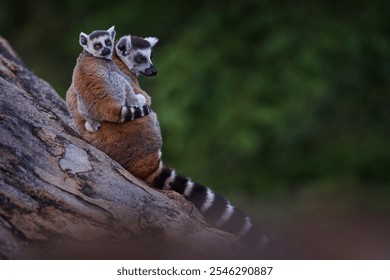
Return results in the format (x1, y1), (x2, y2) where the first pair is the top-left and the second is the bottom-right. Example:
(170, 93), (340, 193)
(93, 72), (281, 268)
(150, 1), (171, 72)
(115, 35), (158, 76)
(79, 26), (116, 60)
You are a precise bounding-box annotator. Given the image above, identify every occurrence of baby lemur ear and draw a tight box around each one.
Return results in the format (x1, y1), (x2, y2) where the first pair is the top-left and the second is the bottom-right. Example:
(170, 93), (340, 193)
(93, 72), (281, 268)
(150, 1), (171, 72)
(116, 35), (132, 55)
(107, 26), (116, 40)
(79, 32), (88, 46)
(145, 37), (159, 47)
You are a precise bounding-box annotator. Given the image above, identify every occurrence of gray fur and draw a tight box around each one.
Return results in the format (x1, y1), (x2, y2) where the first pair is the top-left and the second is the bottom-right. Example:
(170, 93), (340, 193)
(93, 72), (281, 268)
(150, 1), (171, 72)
(75, 27), (146, 132)
(116, 35), (158, 77)
(79, 26), (116, 60)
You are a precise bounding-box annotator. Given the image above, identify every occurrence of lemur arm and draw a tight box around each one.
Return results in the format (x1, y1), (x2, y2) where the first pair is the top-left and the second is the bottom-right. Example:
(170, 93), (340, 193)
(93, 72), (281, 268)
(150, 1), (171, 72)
(73, 70), (150, 123)
(78, 90), (151, 123)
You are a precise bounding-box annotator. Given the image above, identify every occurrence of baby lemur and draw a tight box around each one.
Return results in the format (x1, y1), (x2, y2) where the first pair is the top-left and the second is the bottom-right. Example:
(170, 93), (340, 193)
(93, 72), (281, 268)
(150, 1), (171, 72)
(69, 26), (151, 132)
(66, 33), (267, 250)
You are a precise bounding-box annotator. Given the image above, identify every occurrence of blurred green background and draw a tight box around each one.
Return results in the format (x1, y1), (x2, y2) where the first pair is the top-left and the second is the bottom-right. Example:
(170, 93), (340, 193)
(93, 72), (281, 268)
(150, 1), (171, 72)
(1, 0), (389, 258)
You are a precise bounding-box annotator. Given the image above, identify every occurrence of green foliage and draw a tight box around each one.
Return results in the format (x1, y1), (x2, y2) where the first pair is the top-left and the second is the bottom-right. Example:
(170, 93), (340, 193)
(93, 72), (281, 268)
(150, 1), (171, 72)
(153, 1), (390, 195)
(1, 0), (389, 200)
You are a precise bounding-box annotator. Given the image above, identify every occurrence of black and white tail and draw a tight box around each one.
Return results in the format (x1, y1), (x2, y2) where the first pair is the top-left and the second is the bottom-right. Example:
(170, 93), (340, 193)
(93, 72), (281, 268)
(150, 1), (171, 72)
(151, 166), (268, 249)
(124, 104), (152, 121)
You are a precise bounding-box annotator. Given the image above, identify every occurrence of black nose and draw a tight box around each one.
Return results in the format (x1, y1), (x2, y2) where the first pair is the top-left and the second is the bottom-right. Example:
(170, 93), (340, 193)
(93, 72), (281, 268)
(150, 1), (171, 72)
(101, 47), (111, 56)
(144, 65), (158, 76)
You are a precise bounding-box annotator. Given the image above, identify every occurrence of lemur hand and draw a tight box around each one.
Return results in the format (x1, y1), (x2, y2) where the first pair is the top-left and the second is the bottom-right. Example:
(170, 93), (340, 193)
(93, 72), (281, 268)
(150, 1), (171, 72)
(85, 119), (101, 133)
(136, 94), (147, 106)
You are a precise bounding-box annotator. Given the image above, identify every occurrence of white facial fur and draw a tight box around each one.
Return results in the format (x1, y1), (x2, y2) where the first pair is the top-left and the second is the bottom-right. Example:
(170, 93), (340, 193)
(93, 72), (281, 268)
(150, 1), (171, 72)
(131, 48), (153, 75)
(116, 35), (158, 76)
(79, 26), (116, 60)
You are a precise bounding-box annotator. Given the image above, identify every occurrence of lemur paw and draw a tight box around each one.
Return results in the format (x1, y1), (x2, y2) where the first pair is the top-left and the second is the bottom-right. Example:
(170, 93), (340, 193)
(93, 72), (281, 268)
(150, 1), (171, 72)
(136, 94), (147, 106)
(85, 121), (100, 133)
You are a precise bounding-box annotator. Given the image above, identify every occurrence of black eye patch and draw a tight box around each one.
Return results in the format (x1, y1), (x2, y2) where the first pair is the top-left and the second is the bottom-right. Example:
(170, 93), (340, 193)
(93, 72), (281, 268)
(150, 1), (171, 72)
(105, 39), (112, 46)
(134, 54), (147, 64)
(94, 43), (103, 50)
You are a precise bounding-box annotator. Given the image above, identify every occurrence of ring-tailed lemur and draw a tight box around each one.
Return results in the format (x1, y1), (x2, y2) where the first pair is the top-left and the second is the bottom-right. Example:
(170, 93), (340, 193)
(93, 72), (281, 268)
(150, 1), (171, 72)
(68, 26), (151, 133)
(66, 34), (268, 250)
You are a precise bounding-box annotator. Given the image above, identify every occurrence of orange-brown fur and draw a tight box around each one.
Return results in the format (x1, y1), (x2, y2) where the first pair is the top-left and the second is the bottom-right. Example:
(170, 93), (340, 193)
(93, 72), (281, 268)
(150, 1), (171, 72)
(72, 52), (130, 123)
(66, 52), (162, 182)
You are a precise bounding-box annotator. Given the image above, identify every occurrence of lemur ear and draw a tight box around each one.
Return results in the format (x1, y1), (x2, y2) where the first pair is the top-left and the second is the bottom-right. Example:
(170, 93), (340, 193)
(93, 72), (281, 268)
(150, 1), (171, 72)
(145, 37), (159, 47)
(116, 35), (132, 55)
(79, 32), (88, 46)
(107, 26), (116, 39)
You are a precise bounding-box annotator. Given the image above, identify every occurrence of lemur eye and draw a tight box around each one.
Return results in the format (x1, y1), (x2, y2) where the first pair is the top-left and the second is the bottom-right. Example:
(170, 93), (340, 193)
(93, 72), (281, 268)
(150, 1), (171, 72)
(94, 43), (102, 50)
(135, 55), (147, 64)
(105, 39), (112, 46)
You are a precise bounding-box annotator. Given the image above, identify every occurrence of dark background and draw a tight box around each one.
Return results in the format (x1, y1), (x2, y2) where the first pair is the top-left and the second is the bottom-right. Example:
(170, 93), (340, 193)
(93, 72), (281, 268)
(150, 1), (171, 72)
(1, 0), (389, 258)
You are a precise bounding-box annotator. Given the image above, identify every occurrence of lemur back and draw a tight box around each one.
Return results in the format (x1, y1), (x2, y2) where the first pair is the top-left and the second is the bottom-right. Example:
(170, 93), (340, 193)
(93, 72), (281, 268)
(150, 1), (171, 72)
(66, 34), (268, 252)
(70, 26), (150, 132)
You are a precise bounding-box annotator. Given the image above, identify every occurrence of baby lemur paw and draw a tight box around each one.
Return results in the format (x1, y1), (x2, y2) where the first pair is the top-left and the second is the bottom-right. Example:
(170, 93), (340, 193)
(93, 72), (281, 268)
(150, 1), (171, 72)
(85, 120), (101, 132)
(136, 94), (147, 106)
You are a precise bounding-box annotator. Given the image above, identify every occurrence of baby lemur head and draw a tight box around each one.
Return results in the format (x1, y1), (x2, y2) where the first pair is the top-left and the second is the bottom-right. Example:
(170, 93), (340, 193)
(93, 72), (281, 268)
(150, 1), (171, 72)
(115, 35), (158, 77)
(79, 26), (116, 60)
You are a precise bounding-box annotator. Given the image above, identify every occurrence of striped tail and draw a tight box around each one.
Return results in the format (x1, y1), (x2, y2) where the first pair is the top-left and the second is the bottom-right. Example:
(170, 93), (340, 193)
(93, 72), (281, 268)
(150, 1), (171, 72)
(151, 166), (268, 249)
(124, 104), (152, 121)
